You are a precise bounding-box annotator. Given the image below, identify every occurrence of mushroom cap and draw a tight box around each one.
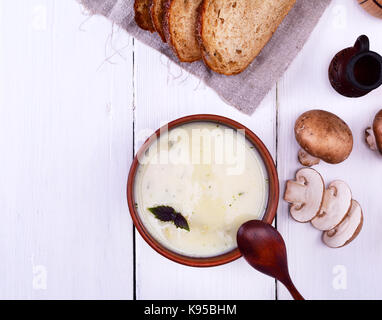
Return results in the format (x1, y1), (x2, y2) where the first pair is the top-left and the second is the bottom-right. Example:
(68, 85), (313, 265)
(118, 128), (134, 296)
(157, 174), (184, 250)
(311, 180), (352, 231)
(284, 168), (325, 223)
(373, 109), (382, 154)
(322, 200), (363, 248)
(295, 110), (353, 164)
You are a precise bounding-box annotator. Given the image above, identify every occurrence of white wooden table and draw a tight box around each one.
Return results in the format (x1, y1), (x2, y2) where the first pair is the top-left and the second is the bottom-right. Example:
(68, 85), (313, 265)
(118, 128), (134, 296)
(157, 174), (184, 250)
(0, 0), (381, 300)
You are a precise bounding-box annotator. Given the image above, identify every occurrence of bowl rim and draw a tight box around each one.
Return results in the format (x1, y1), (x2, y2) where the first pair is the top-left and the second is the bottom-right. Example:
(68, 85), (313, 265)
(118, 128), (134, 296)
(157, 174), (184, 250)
(127, 114), (279, 267)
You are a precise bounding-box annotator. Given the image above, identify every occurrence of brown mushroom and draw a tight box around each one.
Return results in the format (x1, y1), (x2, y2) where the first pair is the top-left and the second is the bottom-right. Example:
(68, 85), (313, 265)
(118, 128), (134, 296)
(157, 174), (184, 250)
(295, 110), (353, 166)
(311, 180), (352, 231)
(322, 200), (363, 248)
(284, 168), (325, 223)
(365, 109), (382, 155)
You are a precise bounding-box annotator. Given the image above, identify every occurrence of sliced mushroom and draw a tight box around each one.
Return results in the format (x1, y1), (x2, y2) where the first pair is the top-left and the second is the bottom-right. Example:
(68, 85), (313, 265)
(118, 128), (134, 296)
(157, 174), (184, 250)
(298, 149), (320, 167)
(365, 109), (382, 155)
(311, 180), (352, 231)
(295, 110), (353, 166)
(284, 168), (325, 223)
(323, 200), (363, 248)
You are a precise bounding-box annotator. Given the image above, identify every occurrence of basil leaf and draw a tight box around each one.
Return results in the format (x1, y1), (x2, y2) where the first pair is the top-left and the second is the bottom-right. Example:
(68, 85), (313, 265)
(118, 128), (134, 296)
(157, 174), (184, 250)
(148, 206), (190, 232)
(148, 206), (177, 222)
(174, 213), (190, 232)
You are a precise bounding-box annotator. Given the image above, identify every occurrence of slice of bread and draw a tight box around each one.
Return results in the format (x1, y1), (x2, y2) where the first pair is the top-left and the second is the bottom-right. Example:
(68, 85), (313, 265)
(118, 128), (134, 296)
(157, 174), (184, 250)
(135, 0), (155, 32)
(197, 0), (296, 75)
(164, 0), (203, 63)
(150, 0), (167, 42)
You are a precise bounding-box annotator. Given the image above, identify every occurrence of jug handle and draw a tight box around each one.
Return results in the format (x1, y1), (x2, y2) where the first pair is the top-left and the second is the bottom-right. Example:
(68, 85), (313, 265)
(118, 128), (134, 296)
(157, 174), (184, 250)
(354, 35), (370, 53)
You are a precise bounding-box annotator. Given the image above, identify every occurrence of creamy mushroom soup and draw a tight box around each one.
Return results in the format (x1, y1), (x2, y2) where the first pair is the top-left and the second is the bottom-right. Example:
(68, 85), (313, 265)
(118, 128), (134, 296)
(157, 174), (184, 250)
(134, 122), (269, 258)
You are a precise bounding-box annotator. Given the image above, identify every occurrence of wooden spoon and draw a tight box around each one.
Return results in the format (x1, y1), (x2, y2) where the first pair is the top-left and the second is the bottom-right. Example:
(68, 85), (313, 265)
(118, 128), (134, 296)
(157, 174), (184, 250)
(237, 220), (304, 300)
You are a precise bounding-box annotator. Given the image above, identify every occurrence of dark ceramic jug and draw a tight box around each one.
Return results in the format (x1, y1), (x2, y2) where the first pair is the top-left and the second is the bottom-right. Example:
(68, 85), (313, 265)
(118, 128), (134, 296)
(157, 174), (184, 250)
(329, 35), (382, 97)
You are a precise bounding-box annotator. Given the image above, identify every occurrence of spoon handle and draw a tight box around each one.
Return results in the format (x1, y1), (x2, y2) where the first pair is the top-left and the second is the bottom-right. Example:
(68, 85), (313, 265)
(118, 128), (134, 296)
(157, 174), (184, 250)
(282, 277), (305, 300)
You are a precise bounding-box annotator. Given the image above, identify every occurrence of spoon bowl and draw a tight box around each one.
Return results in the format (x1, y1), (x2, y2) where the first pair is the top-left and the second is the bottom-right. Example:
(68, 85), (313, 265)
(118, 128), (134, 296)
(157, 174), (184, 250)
(237, 220), (304, 300)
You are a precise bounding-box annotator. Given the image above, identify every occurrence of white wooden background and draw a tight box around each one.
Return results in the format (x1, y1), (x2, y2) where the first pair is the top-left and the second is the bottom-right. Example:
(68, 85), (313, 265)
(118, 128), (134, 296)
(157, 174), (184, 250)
(0, 0), (381, 300)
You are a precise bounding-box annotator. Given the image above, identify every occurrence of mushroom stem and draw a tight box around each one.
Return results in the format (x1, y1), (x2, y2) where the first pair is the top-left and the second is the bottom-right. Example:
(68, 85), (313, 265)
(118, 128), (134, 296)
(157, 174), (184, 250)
(284, 168), (325, 223)
(298, 149), (320, 167)
(311, 180), (352, 231)
(365, 127), (377, 151)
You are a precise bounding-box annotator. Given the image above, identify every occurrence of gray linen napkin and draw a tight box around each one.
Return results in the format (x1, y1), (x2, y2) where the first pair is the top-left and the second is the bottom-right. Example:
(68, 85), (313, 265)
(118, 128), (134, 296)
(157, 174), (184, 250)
(78, 0), (331, 114)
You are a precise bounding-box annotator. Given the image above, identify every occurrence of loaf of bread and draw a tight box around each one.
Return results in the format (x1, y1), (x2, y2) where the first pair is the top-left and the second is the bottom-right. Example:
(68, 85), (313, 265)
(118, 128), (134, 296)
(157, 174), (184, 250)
(163, 0), (203, 62)
(134, 0), (155, 32)
(197, 0), (296, 75)
(150, 0), (167, 42)
(135, 0), (296, 75)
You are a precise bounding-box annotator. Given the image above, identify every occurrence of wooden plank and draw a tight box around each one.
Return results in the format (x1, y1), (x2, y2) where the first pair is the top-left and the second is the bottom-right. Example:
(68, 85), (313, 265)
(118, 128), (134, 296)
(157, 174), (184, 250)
(0, 0), (134, 299)
(133, 42), (277, 300)
(277, 0), (382, 300)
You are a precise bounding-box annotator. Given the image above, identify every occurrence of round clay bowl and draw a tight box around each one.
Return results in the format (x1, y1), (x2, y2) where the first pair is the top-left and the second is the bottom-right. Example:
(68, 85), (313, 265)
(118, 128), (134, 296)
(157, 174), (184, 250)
(127, 114), (279, 267)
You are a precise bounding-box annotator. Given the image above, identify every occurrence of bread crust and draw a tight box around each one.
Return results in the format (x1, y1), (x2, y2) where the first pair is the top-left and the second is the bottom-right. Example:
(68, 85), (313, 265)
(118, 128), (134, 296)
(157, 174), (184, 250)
(195, 0), (207, 63)
(196, 0), (214, 71)
(135, 0), (155, 32)
(162, 0), (173, 47)
(163, 0), (202, 63)
(150, 0), (167, 42)
(197, 0), (296, 75)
